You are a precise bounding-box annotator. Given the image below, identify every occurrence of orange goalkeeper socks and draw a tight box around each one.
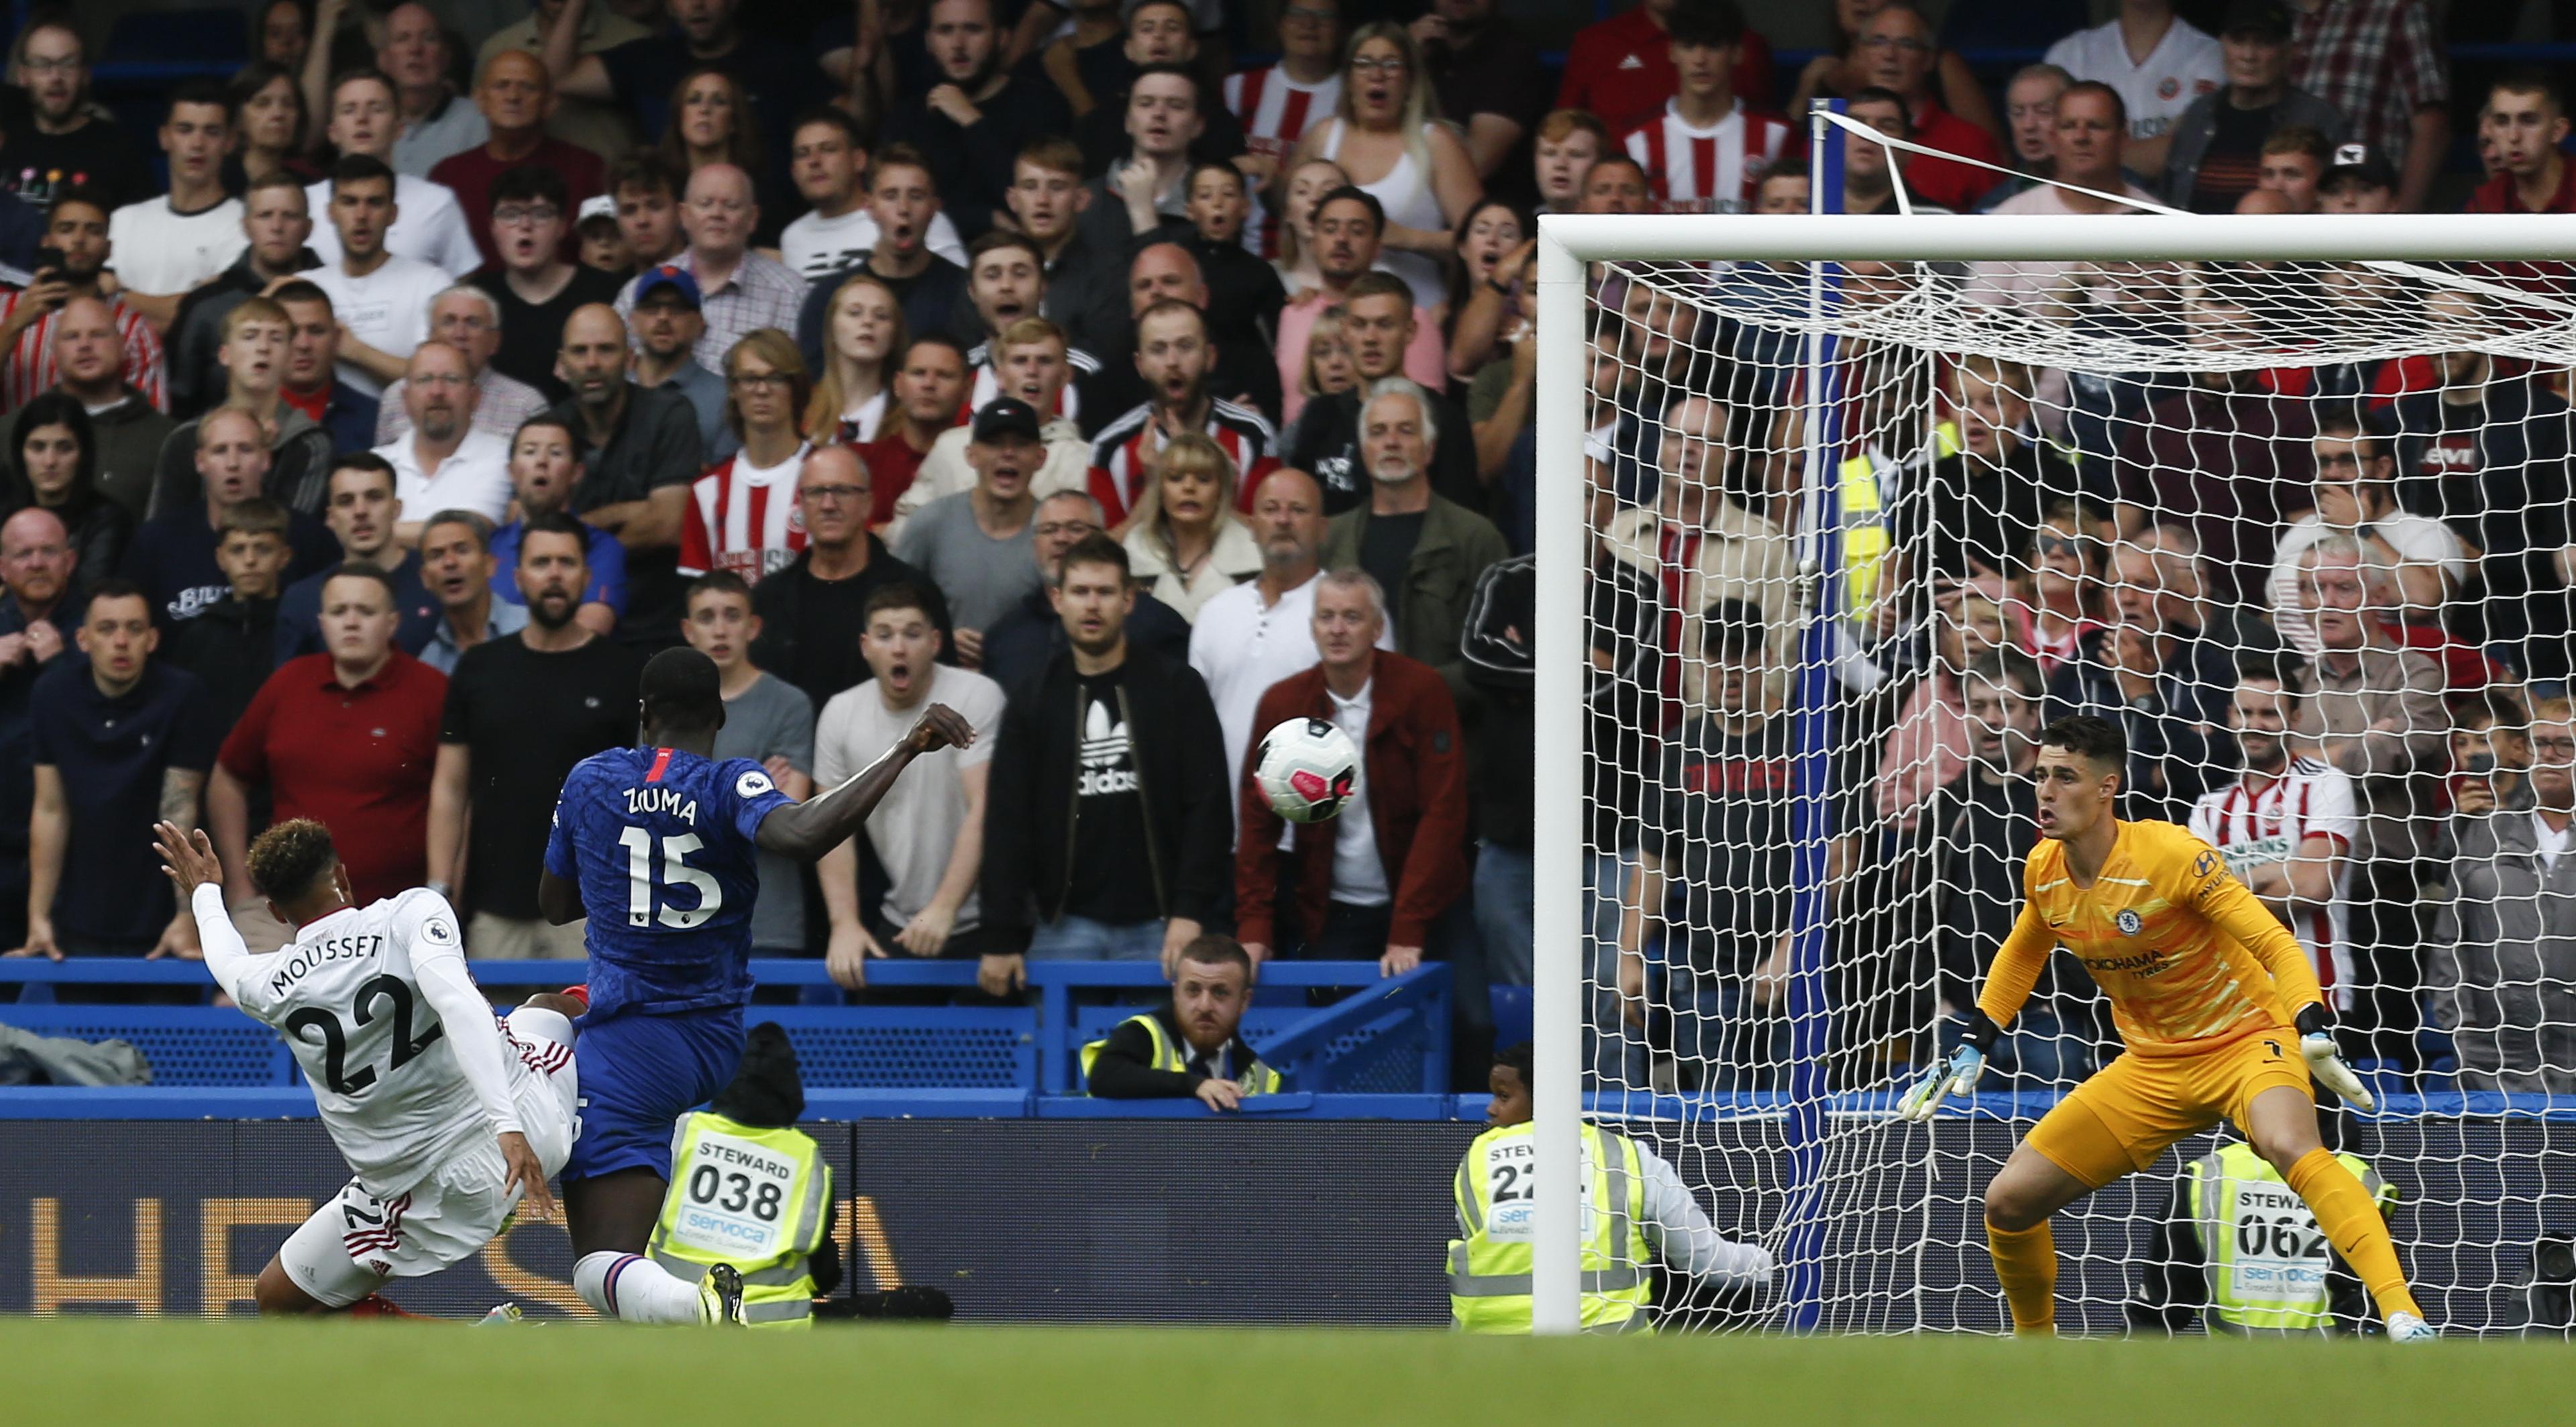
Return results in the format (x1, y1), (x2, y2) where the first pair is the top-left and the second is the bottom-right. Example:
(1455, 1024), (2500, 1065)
(1985, 1220), (2057, 1335)
(2284, 1147), (2424, 1324)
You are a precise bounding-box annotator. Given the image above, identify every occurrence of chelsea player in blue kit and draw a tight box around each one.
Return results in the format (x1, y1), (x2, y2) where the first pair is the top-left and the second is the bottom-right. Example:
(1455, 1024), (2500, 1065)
(541, 647), (972, 1324)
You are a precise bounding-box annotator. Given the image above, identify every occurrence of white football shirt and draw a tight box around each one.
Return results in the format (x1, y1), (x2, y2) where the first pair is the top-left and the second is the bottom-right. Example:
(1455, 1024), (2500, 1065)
(207, 886), (528, 1196)
(2042, 16), (2224, 143)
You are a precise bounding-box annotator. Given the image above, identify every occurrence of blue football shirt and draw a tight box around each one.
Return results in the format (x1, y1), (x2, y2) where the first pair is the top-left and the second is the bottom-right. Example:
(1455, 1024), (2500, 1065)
(545, 745), (797, 1018)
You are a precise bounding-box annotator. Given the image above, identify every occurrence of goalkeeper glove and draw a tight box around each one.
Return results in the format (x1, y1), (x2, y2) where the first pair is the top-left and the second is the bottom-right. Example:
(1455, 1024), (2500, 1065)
(1898, 1012), (1997, 1122)
(2296, 1004), (2375, 1113)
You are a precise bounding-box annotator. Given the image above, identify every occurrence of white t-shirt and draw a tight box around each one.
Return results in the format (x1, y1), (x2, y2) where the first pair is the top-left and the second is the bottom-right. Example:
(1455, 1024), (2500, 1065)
(814, 666), (1008, 930)
(779, 205), (968, 283)
(107, 195), (248, 296)
(1965, 181), (2162, 309)
(305, 172), (485, 278)
(200, 885), (527, 1197)
(2268, 512), (2471, 654)
(1187, 572), (1383, 826)
(2042, 15), (2224, 143)
(2187, 757), (2358, 1007)
(2537, 812), (2572, 871)
(307, 252), (453, 396)
(376, 427), (515, 523)
(1326, 678), (1389, 907)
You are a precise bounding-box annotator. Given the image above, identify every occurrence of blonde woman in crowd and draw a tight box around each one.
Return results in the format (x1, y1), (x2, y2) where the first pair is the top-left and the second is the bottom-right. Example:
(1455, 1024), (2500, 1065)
(1287, 22), (1481, 311)
(1121, 431), (1262, 623)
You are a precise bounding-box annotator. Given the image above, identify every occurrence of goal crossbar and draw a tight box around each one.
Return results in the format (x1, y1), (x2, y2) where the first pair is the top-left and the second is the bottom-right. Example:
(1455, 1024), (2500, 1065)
(1534, 213), (2576, 266)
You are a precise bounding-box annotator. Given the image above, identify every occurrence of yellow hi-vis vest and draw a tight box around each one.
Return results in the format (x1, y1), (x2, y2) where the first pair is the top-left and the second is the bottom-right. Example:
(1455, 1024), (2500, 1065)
(2185, 1141), (2396, 1334)
(647, 1112), (832, 1328)
(1079, 1013), (1281, 1094)
(1448, 1120), (1653, 1334)
(1833, 452), (1892, 616)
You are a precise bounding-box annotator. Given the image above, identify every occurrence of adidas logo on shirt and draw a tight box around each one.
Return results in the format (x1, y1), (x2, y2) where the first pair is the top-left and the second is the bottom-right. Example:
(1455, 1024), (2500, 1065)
(1079, 698), (1139, 797)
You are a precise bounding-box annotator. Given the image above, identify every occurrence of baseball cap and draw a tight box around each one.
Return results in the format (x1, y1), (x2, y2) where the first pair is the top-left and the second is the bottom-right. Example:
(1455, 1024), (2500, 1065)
(632, 264), (703, 309)
(971, 396), (1044, 443)
(2322, 143), (2397, 192)
(576, 194), (619, 229)
(2220, 0), (2292, 40)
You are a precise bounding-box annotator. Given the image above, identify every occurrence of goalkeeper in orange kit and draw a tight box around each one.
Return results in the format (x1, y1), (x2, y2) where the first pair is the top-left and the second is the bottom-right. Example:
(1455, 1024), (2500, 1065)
(1898, 716), (2432, 1341)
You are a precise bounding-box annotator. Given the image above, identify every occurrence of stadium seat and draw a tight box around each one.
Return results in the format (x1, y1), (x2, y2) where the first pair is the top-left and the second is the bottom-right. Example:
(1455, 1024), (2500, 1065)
(744, 1006), (1038, 1090)
(0, 1004), (288, 1086)
(1939, 0), (2090, 53)
(101, 9), (247, 64)
(1488, 985), (1533, 1053)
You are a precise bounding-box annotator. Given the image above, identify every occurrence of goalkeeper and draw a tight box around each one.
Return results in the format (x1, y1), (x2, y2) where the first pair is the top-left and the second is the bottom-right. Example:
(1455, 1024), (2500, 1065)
(1900, 716), (2432, 1341)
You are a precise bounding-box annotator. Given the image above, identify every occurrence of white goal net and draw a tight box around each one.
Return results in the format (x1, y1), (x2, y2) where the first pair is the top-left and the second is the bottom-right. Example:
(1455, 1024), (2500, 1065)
(1532, 195), (2576, 1336)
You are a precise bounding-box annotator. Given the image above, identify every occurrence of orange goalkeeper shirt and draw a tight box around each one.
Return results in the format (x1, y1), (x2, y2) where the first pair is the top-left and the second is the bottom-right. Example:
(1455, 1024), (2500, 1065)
(1976, 819), (2326, 1057)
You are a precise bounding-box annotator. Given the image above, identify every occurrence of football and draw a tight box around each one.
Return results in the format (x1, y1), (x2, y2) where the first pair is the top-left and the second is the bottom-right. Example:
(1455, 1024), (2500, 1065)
(1254, 717), (1358, 824)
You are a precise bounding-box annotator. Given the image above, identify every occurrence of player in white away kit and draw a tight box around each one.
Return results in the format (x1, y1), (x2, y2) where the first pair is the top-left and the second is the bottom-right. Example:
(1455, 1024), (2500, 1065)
(150, 819), (707, 1318)
(2186, 667), (2359, 1009)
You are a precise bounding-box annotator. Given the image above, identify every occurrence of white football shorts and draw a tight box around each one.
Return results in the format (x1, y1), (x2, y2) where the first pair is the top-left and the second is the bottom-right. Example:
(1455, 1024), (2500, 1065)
(278, 1007), (580, 1308)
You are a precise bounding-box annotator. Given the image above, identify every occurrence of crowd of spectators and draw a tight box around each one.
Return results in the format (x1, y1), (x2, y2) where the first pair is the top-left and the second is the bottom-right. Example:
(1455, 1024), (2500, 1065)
(0, 0), (2561, 1098)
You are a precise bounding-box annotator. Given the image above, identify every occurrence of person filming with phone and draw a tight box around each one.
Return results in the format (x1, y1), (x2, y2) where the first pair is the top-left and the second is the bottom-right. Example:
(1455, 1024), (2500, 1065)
(0, 187), (164, 412)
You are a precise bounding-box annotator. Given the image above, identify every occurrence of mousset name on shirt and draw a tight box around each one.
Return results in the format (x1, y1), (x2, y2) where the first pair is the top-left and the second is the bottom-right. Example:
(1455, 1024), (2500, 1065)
(268, 933), (384, 997)
(626, 786), (698, 825)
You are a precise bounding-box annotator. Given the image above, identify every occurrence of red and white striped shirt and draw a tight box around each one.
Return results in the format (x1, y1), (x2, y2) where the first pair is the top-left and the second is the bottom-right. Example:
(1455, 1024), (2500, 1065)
(1086, 399), (1279, 529)
(1228, 65), (1340, 258)
(677, 443), (810, 584)
(1225, 66), (1340, 164)
(1622, 101), (1790, 215)
(2186, 757), (2358, 1007)
(0, 289), (166, 413)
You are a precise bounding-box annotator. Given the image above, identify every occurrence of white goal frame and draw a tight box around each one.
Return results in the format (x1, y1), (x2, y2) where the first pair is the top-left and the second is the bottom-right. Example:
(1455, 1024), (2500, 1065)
(1529, 209), (2576, 1334)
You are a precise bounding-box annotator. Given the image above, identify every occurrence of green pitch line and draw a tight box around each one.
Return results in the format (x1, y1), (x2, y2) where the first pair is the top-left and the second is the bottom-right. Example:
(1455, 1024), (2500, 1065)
(2, 1321), (2569, 1427)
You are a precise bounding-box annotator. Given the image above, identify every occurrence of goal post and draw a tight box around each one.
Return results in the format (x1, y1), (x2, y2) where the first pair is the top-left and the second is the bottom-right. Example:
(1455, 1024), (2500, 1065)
(1531, 200), (2576, 1335)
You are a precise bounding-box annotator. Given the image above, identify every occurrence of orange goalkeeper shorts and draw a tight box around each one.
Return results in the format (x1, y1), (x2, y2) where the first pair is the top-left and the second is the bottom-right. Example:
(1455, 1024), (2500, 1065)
(2023, 1026), (2314, 1191)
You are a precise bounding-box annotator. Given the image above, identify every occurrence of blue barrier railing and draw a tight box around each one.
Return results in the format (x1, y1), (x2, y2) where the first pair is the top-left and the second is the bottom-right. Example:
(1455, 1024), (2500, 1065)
(0, 957), (1450, 1098)
(7, 1082), (2567, 1122)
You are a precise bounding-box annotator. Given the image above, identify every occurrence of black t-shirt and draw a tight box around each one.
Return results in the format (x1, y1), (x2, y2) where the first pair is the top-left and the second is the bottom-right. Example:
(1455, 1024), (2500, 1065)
(0, 119), (151, 211)
(747, 543), (953, 711)
(1902, 441), (2106, 586)
(1358, 509), (1426, 624)
(1063, 666), (1159, 925)
(25, 659), (220, 945)
(1424, 24), (1550, 210)
(796, 254), (970, 373)
(2187, 101), (2280, 213)
(440, 634), (647, 919)
(598, 31), (823, 180)
(556, 385), (706, 646)
(1637, 714), (1862, 980)
(473, 265), (627, 403)
(1287, 388), (1481, 515)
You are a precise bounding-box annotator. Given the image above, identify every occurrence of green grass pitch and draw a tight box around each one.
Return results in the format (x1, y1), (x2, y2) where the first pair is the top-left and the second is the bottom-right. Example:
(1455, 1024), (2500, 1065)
(4, 1320), (2571, 1426)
